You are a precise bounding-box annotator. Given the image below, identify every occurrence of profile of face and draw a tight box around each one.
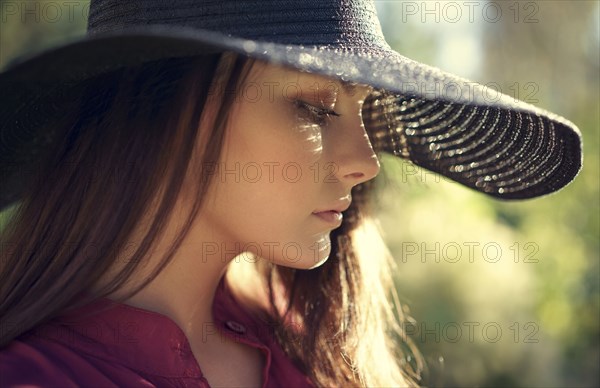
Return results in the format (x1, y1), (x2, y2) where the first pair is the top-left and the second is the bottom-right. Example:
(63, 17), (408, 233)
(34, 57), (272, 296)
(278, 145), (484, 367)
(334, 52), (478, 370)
(192, 60), (380, 270)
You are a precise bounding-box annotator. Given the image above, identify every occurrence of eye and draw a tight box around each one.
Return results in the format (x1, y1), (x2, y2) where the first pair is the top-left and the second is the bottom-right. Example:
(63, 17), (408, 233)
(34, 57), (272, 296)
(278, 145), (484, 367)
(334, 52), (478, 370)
(294, 100), (340, 126)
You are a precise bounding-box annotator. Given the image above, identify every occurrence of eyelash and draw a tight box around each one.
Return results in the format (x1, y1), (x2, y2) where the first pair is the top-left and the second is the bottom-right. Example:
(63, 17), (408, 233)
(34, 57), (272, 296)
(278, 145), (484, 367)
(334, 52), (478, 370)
(294, 100), (340, 126)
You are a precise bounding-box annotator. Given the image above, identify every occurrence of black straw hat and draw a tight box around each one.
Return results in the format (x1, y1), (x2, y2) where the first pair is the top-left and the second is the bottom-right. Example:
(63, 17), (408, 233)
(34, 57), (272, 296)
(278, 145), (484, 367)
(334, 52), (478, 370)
(0, 0), (583, 211)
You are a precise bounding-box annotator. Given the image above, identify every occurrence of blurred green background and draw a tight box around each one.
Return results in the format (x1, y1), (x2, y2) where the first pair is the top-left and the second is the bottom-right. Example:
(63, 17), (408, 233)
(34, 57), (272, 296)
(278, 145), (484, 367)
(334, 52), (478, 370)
(1, 1), (598, 387)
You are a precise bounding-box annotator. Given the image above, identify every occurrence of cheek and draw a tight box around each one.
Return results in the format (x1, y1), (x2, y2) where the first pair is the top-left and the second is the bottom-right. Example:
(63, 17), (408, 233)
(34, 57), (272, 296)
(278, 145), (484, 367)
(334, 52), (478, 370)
(208, 175), (330, 268)
(205, 104), (331, 267)
(295, 121), (324, 156)
(234, 96), (325, 159)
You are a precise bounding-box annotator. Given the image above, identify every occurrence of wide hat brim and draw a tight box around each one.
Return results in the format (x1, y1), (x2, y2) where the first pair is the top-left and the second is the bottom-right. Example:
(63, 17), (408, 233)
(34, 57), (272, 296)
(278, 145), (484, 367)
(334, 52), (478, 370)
(0, 24), (583, 211)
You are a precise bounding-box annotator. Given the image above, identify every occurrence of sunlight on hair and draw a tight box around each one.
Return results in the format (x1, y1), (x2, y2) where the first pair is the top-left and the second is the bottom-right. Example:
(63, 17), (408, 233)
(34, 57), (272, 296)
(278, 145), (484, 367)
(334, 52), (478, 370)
(349, 217), (413, 387)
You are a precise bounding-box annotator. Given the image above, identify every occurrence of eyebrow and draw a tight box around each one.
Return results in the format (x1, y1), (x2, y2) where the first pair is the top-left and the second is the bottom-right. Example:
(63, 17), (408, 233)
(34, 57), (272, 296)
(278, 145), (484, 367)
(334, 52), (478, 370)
(341, 81), (357, 95)
(341, 80), (374, 96)
(297, 74), (374, 105)
(312, 80), (373, 100)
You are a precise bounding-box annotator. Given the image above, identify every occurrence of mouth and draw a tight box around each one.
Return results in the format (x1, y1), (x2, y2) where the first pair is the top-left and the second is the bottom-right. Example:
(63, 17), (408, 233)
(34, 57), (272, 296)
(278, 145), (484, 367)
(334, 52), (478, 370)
(312, 196), (351, 227)
(312, 210), (343, 227)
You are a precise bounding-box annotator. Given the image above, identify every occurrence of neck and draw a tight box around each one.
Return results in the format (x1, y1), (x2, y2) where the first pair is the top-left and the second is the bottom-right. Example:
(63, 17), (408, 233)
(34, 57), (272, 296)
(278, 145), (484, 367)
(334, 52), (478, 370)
(91, 240), (271, 345)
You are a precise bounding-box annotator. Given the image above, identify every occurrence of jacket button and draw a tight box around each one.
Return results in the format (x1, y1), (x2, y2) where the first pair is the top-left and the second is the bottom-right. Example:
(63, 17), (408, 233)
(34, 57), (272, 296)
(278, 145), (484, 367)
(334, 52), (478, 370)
(224, 320), (246, 334)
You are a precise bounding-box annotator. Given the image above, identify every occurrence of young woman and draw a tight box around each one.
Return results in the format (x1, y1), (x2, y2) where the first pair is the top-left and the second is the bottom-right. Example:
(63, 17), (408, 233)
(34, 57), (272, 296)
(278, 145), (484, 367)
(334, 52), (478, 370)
(0, 1), (582, 387)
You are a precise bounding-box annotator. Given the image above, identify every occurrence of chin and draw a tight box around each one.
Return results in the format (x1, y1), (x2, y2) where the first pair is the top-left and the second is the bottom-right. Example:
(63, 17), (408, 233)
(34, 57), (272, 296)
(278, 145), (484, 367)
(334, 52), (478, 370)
(288, 247), (332, 270)
(257, 234), (334, 269)
(268, 249), (332, 270)
(305, 255), (330, 269)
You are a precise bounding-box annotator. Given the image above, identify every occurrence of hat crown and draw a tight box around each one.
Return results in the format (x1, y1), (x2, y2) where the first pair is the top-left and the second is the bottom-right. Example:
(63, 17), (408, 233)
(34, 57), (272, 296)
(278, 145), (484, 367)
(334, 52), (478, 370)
(87, 0), (389, 49)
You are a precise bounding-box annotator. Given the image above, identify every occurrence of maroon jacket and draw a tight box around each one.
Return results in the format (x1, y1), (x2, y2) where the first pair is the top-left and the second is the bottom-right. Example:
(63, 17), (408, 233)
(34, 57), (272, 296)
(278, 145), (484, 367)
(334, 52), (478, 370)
(0, 277), (313, 387)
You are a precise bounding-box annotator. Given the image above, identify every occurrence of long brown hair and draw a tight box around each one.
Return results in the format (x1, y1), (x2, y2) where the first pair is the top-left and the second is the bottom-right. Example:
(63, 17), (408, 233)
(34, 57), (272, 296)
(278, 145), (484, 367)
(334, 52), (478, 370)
(0, 52), (422, 386)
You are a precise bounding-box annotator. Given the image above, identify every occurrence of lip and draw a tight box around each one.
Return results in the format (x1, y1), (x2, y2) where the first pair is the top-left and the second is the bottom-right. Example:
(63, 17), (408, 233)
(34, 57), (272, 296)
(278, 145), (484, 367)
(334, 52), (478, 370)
(312, 197), (351, 227)
(313, 197), (352, 214)
(312, 210), (343, 226)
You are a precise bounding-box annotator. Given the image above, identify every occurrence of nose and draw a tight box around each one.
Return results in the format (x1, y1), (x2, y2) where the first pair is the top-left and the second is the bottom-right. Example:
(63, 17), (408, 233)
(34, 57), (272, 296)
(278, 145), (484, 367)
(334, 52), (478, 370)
(331, 116), (381, 187)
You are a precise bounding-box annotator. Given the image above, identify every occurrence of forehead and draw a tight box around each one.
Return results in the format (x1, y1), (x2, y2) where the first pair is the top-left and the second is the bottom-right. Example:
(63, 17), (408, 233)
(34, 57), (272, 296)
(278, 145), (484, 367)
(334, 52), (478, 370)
(245, 60), (373, 97)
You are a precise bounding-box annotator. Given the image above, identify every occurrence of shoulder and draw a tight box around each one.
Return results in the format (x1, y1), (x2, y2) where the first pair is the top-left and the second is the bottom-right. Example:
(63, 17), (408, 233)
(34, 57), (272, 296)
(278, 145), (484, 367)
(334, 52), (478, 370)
(0, 334), (137, 387)
(0, 338), (78, 385)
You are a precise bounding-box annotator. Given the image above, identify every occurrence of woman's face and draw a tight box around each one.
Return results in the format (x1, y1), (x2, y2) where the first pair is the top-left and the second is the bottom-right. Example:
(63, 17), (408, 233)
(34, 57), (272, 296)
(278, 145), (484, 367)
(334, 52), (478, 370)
(196, 60), (380, 269)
